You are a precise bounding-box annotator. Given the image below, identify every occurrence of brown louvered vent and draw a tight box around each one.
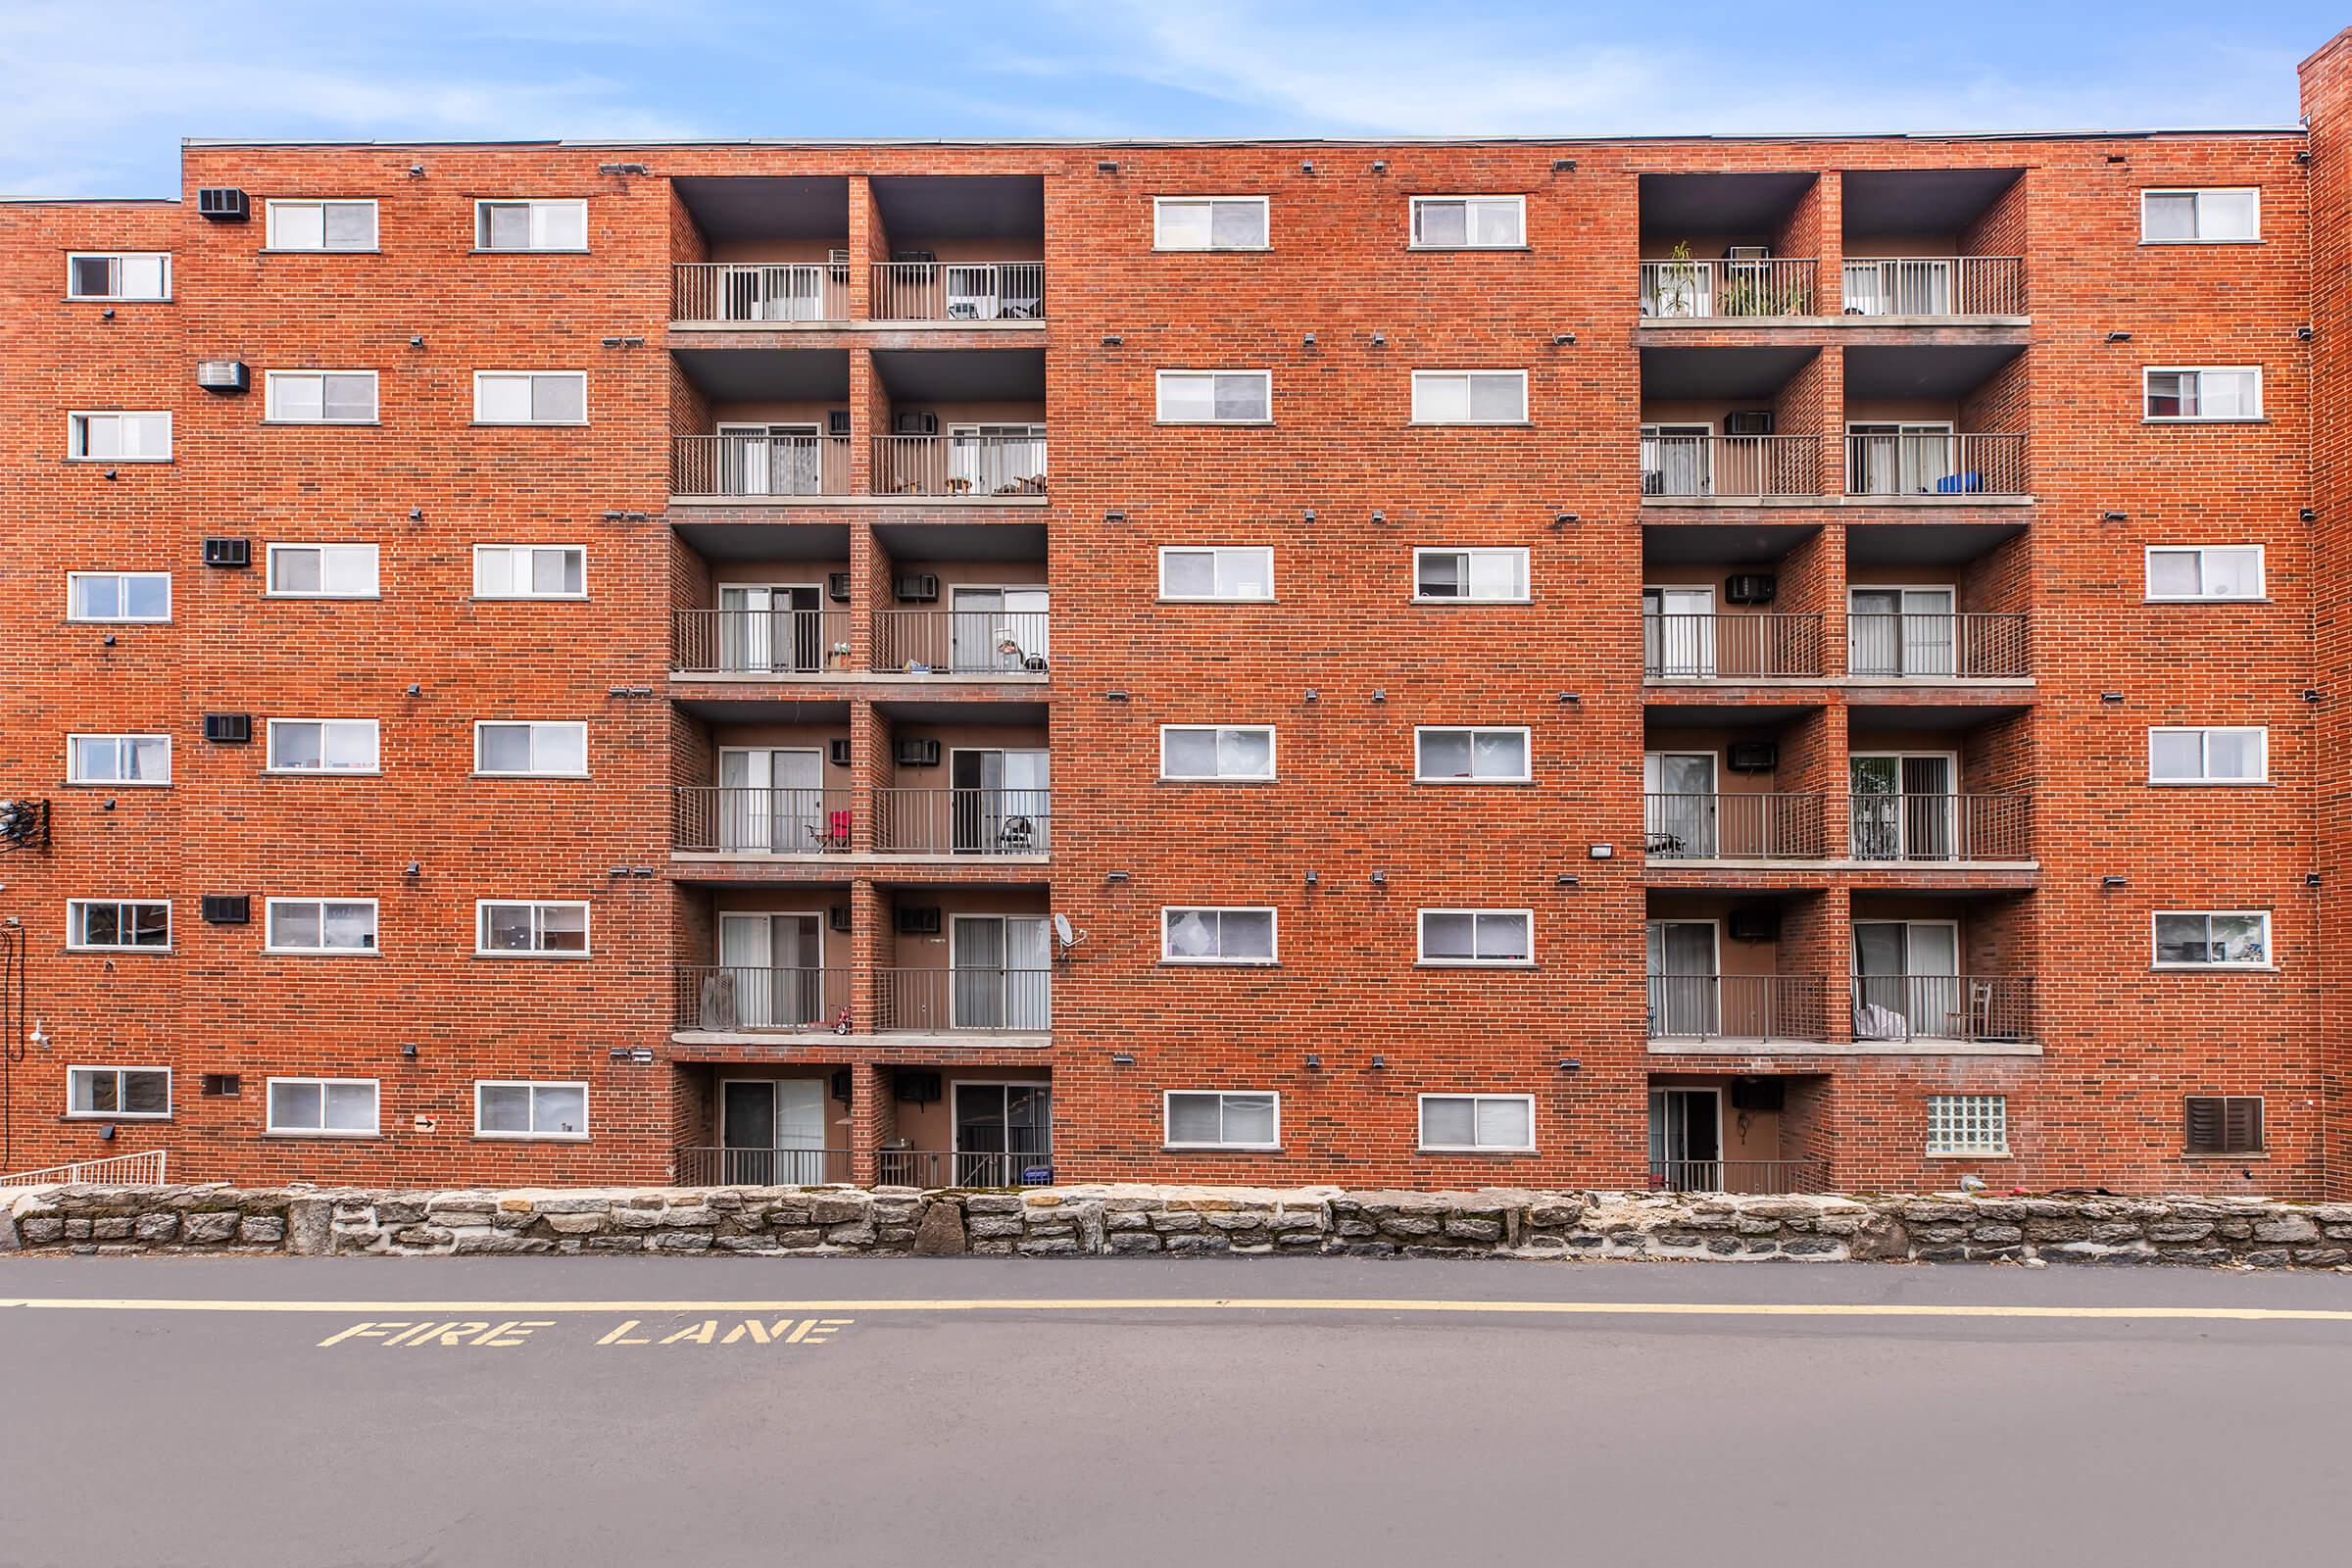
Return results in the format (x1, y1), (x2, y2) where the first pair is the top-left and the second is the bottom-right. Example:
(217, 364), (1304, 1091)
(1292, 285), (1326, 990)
(2184, 1096), (2263, 1154)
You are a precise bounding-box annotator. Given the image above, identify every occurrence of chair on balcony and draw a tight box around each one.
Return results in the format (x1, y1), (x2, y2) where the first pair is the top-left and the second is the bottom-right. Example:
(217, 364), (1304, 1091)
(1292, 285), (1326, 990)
(1932, 471), (1985, 494)
(997, 815), (1035, 852)
(809, 810), (852, 852)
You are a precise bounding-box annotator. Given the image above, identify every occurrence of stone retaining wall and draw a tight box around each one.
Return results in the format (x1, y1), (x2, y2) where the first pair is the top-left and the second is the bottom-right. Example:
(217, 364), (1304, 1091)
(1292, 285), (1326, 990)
(7, 1184), (2352, 1267)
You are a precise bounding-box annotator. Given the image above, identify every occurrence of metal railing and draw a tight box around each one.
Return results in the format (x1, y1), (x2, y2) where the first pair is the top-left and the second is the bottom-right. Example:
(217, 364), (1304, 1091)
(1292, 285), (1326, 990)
(875, 1149), (1053, 1188)
(872, 433), (1048, 498)
(674, 1147), (854, 1188)
(1642, 434), (1820, 498)
(1840, 256), (2024, 318)
(875, 967), (1052, 1033)
(674, 787), (858, 855)
(870, 261), (1046, 321)
(1850, 974), (2034, 1043)
(672, 262), (851, 323)
(1845, 612), (2030, 679)
(671, 609), (853, 674)
(1843, 432), (2028, 497)
(875, 788), (1052, 854)
(674, 966), (851, 1033)
(1648, 1158), (1832, 1196)
(1847, 792), (2032, 862)
(1644, 612), (1826, 678)
(0, 1149), (168, 1187)
(871, 610), (1050, 673)
(671, 433), (853, 498)
(1644, 793), (1827, 859)
(1646, 974), (1831, 1041)
(1640, 258), (1818, 318)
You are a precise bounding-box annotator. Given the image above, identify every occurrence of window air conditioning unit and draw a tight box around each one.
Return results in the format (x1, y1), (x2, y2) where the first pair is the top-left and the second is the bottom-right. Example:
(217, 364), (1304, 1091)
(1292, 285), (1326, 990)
(891, 249), (937, 264)
(1726, 741), (1779, 772)
(894, 1070), (944, 1105)
(1726, 244), (1771, 260)
(201, 1073), (242, 1098)
(200, 895), (251, 925)
(1729, 1076), (1787, 1112)
(895, 572), (940, 602)
(825, 572), (852, 603)
(196, 187), (250, 221)
(1727, 907), (1781, 944)
(202, 537), (252, 568)
(195, 360), (250, 392)
(827, 906), (852, 934)
(892, 411), (938, 436)
(202, 712), (253, 744)
(895, 738), (941, 767)
(827, 739), (852, 767)
(1724, 572), (1777, 604)
(826, 409), (852, 437)
(895, 905), (943, 935)
(830, 1069), (854, 1103)
(1724, 410), (1774, 436)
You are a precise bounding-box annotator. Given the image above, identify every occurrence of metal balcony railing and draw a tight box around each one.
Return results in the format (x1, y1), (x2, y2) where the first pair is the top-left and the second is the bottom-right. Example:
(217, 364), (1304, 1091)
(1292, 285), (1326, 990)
(1845, 612), (2031, 679)
(875, 967), (1052, 1033)
(1640, 258), (1818, 318)
(1847, 792), (2032, 862)
(1851, 974), (2033, 1043)
(1644, 612), (1826, 679)
(1840, 256), (2024, 318)
(671, 609), (854, 675)
(1647, 1158), (1832, 1196)
(675, 965), (851, 1034)
(672, 262), (851, 323)
(674, 1147), (854, 1187)
(674, 787), (857, 855)
(871, 610), (1050, 674)
(671, 433), (853, 498)
(1645, 974), (1831, 1041)
(1844, 433), (2028, 497)
(875, 788), (1052, 855)
(1642, 434), (1821, 498)
(1644, 793), (1827, 860)
(871, 433), (1048, 498)
(875, 1148), (1053, 1188)
(870, 261), (1046, 321)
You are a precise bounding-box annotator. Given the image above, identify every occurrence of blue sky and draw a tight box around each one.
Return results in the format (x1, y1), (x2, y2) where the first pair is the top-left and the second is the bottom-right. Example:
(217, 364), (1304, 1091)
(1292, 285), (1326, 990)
(3, 1), (2342, 198)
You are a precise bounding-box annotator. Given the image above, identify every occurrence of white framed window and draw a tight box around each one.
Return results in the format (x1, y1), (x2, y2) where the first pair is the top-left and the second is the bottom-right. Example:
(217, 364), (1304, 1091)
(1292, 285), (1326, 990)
(67, 1065), (172, 1119)
(2143, 368), (2262, 421)
(477, 899), (590, 957)
(265, 199), (379, 252)
(1152, 195), (1270, 251)
(1414, 548), (1529, 602)
(266, 718), (380, 774)
(66, 899), (170, 951)
(267, 1077), (379, 1137)
(1411, 370), (1528, 425)
(1414, 726), (1531, 783)
(473, 370), (587, 425)
(1160, 906), (1277, 964)
(474, 720), (588, 777)
(2145, 545), (2264, 602)
(266, 544), (379, 598)
(1417, 908), (1534, 966)
(1164, 1089), (1280, 1150)
(1159, 725), (1276, 781)
(473, 544), (586, 599)
(475, 199), (589, 252)
(1418, 1093), (1535, 1152)
(67, 734), (171, 786)
(2148, 726), (2267, 785)
(1925, 1094), (2008, 1155)
(475, 1080), (589, 1140)
(67, 571), (170, 622)
(1156, 369), (1271, 424)
(265, 370), (378, 424)
(68, 412), (171, 461)
(2153, 910), (2272, 969)
(1157, 546), (1273, 601)
(67, 252), (171, 301)
(1409, 194), (1526, 249)
(2140, 188), (2260, 243)
(264, 898), (379, 954)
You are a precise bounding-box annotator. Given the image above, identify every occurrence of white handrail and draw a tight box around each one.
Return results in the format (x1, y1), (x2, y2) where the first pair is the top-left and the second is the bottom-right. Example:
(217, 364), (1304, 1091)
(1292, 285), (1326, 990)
(1, 1149), (168, 1187)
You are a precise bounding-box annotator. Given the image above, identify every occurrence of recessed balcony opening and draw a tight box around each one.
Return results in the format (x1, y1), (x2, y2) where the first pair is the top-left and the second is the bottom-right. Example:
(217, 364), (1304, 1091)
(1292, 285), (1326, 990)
(869, 174), (1047, 322)
(1843, 704), (2034, 866)
(1646, 890), (1834, 1049)
(1842, 343), (2029, 497)
(873, 524), (1051, 676)
(874, 348), (1048, 498)
(1849, 890), (2034, 1045)
(672, 175), (854, 322)
(1840, 169), (2027, 318)
(1643, 705), (1833, 862)
(1639, 172), (1821, 319)
(1641, 346), (1824, 499)
(1642, 523), (1829, 680)
(875, 699), (1052, 857)
(877, 886), (1054, 1037)
(1647, 1071), (1834, 1195)
(672, 347), (853, 497)
(670, 1060), (1053, 1189)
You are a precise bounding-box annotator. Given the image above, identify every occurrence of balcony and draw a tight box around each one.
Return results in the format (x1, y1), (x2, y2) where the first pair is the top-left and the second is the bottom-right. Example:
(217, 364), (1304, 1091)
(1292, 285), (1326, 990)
(1644, 612), (1826, 679)
(872, 433), (1048, 499)
(1840, 257), (2024, 318)
(1843, 431), (2027, 498)
(875, 1148), (1051, 1188)
(1848, 792), (2031, 862)
(672, 262), (851, 324)
(1643, 793), (1827, 860)
(672, 433), (853, 498)
(672, 964), (1050, 1035)
(676, 965), (850, 1034)
(674, 787), (856, 856)
(1645, 973), (1831, 1041)
(875, 788), (1050, 855)
(1642, 433), (1820, 499)
(672, 609), (854, 675)
(669, 609), (1048, 678)
(872, 609), (1050, 674)
(869, 261), (1046, 322)
(1850, 973), (2032, 1043)
(1639, 258), (1818, 319)
(673, 787), (1053, 858)
(1846, 612), (2030, 680)
(1647, 1158), (1831, 1195)
(674, 1146), (855, 1186)
(876, 966), (1051, 1033)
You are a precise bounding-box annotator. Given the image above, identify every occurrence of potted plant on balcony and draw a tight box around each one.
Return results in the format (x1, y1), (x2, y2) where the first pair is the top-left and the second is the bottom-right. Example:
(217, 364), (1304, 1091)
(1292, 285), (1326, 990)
(827, 641), (853, 672)
(1649, 240), (1704, 318)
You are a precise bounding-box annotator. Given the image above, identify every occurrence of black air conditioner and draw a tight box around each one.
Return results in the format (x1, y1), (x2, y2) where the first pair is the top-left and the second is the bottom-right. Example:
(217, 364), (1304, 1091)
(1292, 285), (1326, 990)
(825, 572), (852, 604)
(895, 1070), (943, 1105)
(827, 906), (852, 934)
(895, 738), (941, 767)
(200, 895), (251, 925)
(1730, 1076), (1787, 1112)
(827, 739), (852, 767)
(1727, 907), (1782, 944)
(202, 712), (253, 744)
(895, 905), (943, 935)
(826, 409), (852, 437)
(200, 1073), (242, 1098)
(892, 411), (939, 436)
(196, 187), (250, 221)
(1724, 573), (1777, 605)
(1726, 741), (1778, 772)
(1724, 410), (1775, 436)
(895, 573), (940, 603)
(202, 537), (252, 568)
(830, 1069), (854, 1103)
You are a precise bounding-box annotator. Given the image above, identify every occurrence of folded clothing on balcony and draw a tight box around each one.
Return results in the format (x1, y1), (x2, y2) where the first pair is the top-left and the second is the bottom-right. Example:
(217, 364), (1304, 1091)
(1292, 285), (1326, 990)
(1853, 1003), (1910, 1040)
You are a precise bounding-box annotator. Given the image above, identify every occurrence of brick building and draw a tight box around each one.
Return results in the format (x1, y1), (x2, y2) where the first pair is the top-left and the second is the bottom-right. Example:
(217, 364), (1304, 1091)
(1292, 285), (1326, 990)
(7, 31), (2352, 1198)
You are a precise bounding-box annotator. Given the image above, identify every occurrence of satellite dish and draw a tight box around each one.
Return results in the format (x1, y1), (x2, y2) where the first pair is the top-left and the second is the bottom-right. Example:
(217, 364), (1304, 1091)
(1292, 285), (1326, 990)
(1052, 912), (1077, 948)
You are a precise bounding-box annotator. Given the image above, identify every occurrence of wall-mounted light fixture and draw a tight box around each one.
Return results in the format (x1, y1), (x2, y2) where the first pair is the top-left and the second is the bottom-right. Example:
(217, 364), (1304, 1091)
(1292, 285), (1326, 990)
(1588, 844), (1614, 859)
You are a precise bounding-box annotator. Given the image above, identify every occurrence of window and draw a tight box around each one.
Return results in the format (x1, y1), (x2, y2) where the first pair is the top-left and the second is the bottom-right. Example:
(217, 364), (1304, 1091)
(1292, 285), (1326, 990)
(66, 253), (171, 301)
(477, 900), (590, 956)
(1414, 548), (1529, 602)
(267, 1077), (379, 1136)
(1164, 1090), (1279, 1150)
(1411, 370), (1528, 425)
(68, 412), (171, 461)
(2141, 188), (2260, 243)
(473, 370), (587, 425)
(266, 719), (380, 774)
(266, 544), (379, 598)
(1152, 196), (1269, 250)
(2183, 1096), (2264, 1155)
(67, 571), (170, 622)
(2143, 368), (2262, 421)
(2146, 545), (2264, 602)
(67, 734), (170, 786)
(1156, 370), (1271, 423)
(1158, 546), (1273, 601)
(475, 199), (589, 252)
(67, 1066), (171, 1119)
(475, 1080), (589, 1140)
(1409, 195), (1526, 249)
(266, 199), (379, 251)
(266, 371), (378, 424)
(2153, 910), (2272, 969)
(473, 545), (585, 599)
(1419, 1094), (1535, 1152)
(474, 721), (588, 776)
(1161, 906), (1277, 964)
(1926, 1094), (2008, 1155)
(264, 899), (379, 954)
(1415, 726), (1531, 783)
(1160, 725), (1276, 781)
(67, 900), (170, 951)
(2148, 726), (2267, 784)
(1418, 909), (1534, 965)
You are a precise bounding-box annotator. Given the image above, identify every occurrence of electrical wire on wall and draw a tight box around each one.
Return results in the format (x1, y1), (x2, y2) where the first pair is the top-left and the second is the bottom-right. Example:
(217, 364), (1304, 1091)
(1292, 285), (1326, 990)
(0, 919), (24, 1171)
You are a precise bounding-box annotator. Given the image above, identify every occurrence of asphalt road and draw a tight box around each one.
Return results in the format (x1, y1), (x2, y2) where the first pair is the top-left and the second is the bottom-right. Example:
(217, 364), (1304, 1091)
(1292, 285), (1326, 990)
(5, 1256), (2351, 1568)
